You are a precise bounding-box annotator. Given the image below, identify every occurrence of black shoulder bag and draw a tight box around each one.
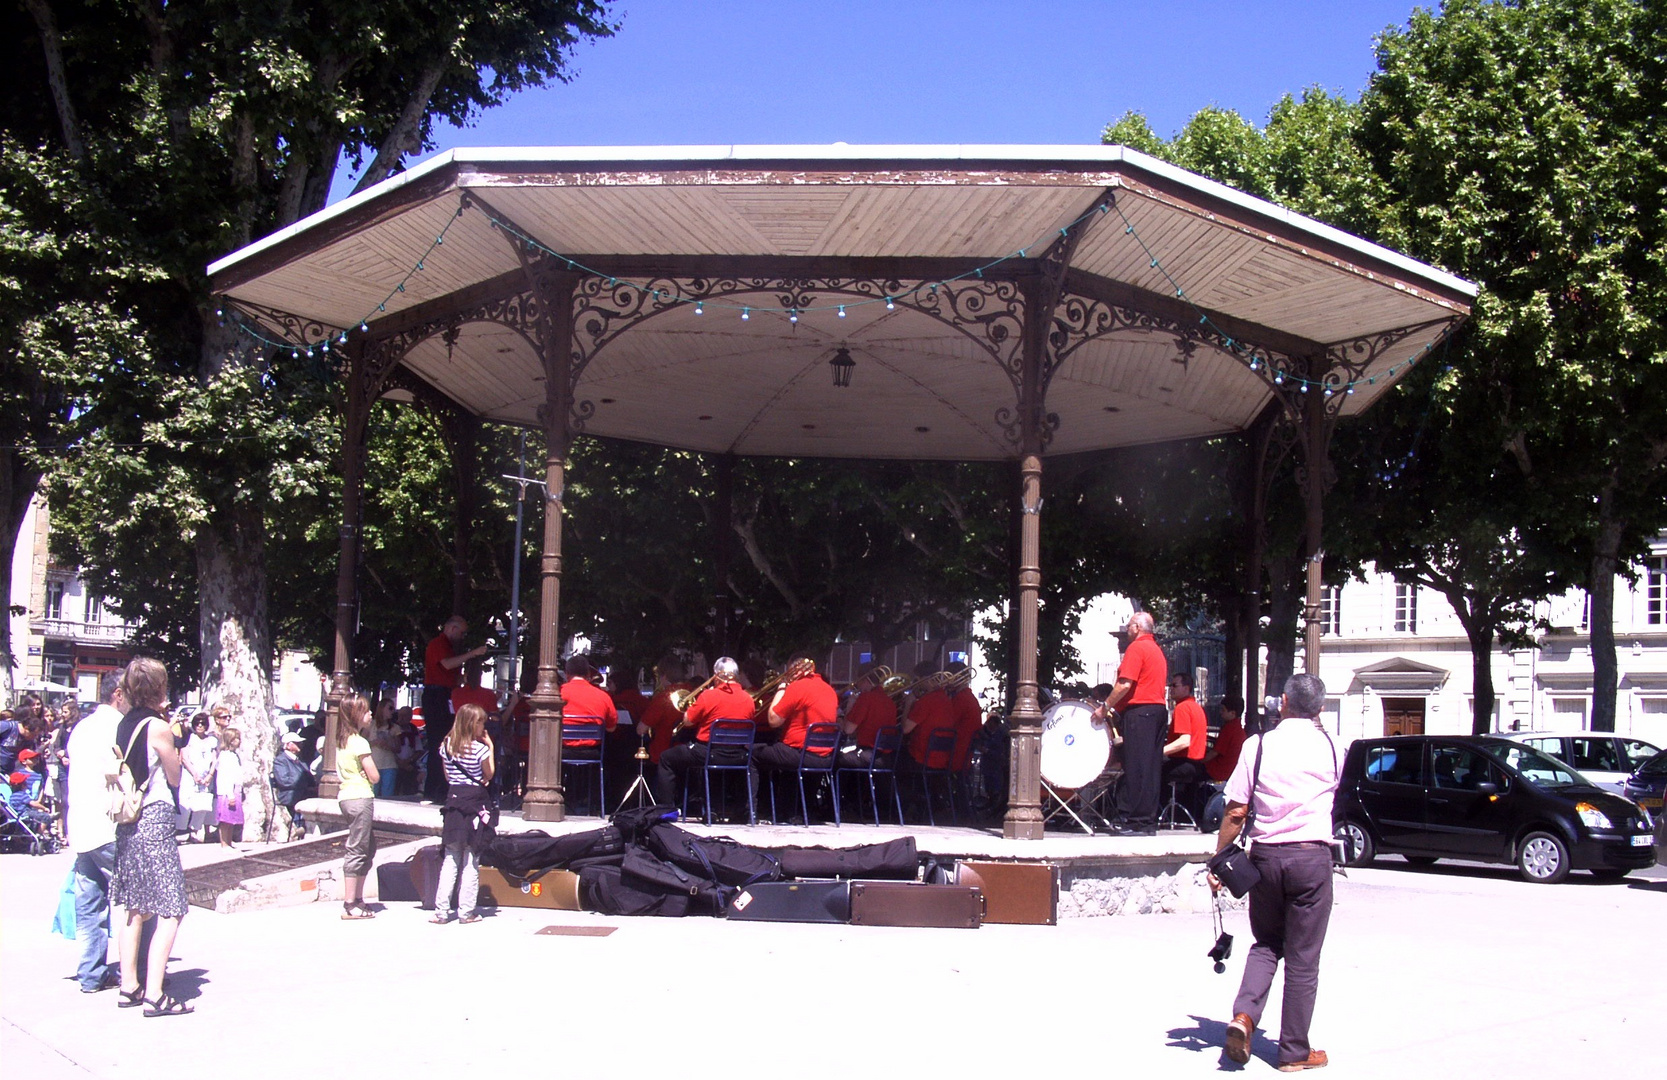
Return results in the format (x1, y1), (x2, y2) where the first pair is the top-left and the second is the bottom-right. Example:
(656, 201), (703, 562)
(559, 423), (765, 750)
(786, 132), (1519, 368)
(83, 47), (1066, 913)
(1207, 736), (1265, 899)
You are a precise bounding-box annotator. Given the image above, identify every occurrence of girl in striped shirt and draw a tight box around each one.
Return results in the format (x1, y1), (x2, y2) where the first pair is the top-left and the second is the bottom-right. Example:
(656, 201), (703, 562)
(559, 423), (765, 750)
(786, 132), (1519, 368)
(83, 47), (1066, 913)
(432, 703), (494, 924)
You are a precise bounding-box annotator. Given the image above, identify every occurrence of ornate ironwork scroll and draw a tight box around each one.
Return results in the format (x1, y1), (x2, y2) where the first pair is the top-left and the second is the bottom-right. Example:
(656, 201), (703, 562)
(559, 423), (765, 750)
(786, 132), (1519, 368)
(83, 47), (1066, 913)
(224, 299), (344, 351)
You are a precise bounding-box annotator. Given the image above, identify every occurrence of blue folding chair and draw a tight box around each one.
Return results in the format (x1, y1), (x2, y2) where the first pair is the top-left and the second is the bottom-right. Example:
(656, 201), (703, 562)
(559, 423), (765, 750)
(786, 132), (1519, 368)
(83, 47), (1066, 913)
(699, 720), (757, 826)
(767, 722), (842, 827)
(919, 729), (959, 827)
(560, 720), (606, 817)
(858, 727), (906, 827)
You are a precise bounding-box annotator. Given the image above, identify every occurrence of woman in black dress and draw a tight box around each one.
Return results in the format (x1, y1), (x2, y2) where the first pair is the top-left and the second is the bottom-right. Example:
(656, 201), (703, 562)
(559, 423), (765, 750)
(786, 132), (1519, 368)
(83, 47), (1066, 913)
(110, 656), (192, 1016)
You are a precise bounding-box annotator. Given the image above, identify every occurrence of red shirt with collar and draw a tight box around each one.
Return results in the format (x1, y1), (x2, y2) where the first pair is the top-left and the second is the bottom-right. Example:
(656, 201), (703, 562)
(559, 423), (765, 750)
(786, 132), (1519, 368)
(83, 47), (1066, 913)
(770, 673), (838, 752)
(949, 688), (983, 771)
(1117, 633), (1168, 707)
(1168, 696), (1208, 761)
(424, 634), (459, 688)
(1206, 714), (1245, 782)
(450, 685), (497, 717)
(844, 688), (897, 749)
(906, 689), (956, 766)
(560, 678), (618, 748)
(639, 684), (692, 763)
(686, 682), (756, 742)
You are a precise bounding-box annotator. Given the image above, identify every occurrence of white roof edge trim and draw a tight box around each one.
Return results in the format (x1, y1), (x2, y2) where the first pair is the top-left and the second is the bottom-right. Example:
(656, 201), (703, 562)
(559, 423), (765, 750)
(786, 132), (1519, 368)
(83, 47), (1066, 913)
(207, 149), (461, 278)
(209, 143), (1477, 301)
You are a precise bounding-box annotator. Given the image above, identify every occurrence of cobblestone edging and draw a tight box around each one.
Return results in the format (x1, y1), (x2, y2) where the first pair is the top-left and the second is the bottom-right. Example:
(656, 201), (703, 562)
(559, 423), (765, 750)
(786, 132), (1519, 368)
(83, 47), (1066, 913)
(1059, 861), (1248, 917)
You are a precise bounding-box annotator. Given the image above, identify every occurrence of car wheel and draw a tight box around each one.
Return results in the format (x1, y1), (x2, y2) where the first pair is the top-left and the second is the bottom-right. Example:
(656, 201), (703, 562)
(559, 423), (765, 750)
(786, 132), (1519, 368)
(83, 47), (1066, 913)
(1588, 868), (1630, 881)
(1516, 831), (1571, 884)
(1404, 855), (1439, 867)
(1335, 820), (1374, 866)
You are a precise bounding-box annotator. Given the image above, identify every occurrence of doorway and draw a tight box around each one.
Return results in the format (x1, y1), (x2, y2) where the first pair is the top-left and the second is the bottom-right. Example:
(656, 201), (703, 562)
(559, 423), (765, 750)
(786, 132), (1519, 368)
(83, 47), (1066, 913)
(1381, 697), (1426, 737)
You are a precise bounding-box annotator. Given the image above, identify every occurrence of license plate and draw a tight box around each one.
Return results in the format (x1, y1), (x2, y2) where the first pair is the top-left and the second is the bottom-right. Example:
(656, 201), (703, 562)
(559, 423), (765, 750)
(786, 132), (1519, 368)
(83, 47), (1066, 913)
(1640, 798), (1663, 809)
(1631, 834), (1652, 847)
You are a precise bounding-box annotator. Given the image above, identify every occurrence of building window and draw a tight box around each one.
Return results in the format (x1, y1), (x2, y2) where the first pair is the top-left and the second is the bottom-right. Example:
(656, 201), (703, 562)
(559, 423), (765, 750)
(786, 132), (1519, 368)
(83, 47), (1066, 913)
(1394, 582), (1418, 633)
(1319, 585), (1341, 636)
(1552, 697), (1588, 727)
(87, 594), (104, 624)
(45, 580), (65, 621)
(1647, 556), (1665, 626)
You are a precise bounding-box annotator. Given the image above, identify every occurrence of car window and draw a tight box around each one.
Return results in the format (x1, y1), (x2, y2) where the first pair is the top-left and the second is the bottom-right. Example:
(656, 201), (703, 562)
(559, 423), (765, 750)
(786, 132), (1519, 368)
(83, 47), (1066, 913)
(1480, 743), (1582, 788)
(1622, 740), (1659, 770)
(1521, 737), (1561, 758)
(1569, 737), (1622, 773)
(1365, 744), (1424, 785)
(1431, 746), (1505, 791)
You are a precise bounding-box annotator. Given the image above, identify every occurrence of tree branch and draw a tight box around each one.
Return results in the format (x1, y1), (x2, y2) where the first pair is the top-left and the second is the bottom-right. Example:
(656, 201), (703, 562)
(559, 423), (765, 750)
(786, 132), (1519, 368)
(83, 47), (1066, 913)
(21, 0), (84, 159)
(353, 56), (451, 193)
(136, 0), (189, 148)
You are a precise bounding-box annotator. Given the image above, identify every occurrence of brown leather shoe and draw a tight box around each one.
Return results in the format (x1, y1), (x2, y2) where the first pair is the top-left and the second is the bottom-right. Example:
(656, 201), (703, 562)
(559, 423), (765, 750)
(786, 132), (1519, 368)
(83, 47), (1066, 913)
(1277, 1050), (1328, 1071)
(1225, 1013), (1254, 1064)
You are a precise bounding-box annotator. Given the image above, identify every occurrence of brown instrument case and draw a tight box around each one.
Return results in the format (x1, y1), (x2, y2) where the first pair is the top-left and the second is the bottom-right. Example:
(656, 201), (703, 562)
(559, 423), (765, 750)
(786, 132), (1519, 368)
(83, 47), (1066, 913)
(953, 861), (1059, 925)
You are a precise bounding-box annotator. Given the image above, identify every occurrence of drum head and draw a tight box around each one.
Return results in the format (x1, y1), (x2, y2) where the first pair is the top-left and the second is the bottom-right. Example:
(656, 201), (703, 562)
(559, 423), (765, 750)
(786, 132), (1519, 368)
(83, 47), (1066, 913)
(1040, 700), (1110, 788)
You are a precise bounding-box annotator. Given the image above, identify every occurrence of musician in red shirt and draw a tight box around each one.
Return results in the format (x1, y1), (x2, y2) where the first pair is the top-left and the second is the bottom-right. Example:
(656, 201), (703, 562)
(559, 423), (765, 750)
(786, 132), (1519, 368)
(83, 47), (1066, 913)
(753, 655), (837, 822)
(837, 665), (897, 771)
(558, 655), (618, 749)
(653, 658), (756, 806)
(945, 661), (984, 772)
(1163, 670), (1209, 821)
(903, 661), (956, 769)
(637, 657), (692, 766)
(421, 615), (490, 801)
(609, 669), (650, 730)
(1102, 610), (1168, 835)
(1205, 694), (1246, 784)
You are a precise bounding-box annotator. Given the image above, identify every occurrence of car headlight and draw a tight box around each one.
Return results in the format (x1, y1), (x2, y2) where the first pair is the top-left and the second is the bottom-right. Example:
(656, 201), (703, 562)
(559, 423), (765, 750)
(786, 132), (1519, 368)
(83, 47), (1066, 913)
(1575, 801), (1613, 830)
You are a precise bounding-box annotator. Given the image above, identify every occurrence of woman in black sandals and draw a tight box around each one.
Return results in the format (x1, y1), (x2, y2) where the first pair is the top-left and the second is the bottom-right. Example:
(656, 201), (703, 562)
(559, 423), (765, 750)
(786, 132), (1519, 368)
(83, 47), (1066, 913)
(431, 703), (493, 925)
(110, 657), (193, 1016)
(334, 693), (380, 919)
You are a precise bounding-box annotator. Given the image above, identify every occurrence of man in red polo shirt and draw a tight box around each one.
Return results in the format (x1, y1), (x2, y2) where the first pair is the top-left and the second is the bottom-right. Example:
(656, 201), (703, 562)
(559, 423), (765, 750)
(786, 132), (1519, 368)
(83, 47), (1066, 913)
(945, 661), (983, 772)
(1205, 694), (1246, 784)
(422, 615), (490, 801)
(653, 657), (756, 806)
(558, 655), (618, 746)
(1101, 610), (1168, 836)
(903, 661), (956, 769)
(755, 656), (837, 819)
(637, 657), (693, 766)
(1163, 669), (1209, 823)
(837, 664), (897, 771)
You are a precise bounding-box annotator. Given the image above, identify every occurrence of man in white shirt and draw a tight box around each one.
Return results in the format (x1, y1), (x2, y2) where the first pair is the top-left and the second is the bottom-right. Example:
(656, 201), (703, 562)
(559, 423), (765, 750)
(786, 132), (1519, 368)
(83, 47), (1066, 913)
(1214, 673), (1340, 1073)
(64, 673), (127, 993)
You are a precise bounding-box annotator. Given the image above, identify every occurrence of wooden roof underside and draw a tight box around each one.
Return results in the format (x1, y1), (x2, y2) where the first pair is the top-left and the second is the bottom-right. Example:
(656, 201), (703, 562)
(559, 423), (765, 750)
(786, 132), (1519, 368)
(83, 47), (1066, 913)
(210, 147), (1474, 460)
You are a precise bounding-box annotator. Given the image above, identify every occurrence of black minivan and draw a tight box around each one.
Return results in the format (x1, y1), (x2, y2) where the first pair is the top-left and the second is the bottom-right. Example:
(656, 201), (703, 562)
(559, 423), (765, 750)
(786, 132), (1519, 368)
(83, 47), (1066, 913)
(1333, 735), (1655, 883)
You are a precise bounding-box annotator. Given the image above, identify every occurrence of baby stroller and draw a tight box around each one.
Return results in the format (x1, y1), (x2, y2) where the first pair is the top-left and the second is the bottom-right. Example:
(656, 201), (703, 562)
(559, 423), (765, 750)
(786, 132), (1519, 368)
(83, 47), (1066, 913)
(1, 777), (60, 855)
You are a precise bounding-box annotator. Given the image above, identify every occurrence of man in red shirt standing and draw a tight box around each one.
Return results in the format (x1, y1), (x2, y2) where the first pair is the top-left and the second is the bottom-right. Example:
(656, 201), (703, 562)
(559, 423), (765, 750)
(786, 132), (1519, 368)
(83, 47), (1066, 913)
(837, 665), (897, 771)
(1100, 610), (1168, 836)
(756, 655), (837, 821)
(422, 615), (490, 801)
(653, 657), (756, 808)
(1163, 670), (1209, 823)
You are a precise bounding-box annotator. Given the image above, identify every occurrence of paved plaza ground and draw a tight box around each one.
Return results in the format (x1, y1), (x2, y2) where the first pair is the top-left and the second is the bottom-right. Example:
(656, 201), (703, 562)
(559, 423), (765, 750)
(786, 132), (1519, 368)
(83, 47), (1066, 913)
(3, 840), (1661, 1079)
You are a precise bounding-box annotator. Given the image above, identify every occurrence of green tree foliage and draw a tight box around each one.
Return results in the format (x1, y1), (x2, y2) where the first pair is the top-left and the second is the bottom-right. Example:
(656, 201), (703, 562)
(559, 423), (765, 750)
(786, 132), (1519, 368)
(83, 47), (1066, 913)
(1359, 0), (1667, 729)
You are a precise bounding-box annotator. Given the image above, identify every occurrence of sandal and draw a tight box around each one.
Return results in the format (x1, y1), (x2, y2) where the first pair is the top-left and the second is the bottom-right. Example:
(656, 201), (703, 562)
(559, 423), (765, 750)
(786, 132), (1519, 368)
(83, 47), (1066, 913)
(117, 987), (145, 1009)
(143, 993), (194, 1017)
(341, 902), (374, 921)
(458, 912), (482, 925)
(429, 913), (454, 924)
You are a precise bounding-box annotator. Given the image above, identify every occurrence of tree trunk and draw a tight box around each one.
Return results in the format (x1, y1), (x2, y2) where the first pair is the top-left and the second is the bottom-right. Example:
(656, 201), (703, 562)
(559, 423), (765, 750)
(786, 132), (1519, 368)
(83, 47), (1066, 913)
(196, 497), (276, 840)
(1460, 615), (1497, 736)
(1263, 553), (1301, 704)
(1, 452), (42, 702)
(1588, 491), (1624, 733)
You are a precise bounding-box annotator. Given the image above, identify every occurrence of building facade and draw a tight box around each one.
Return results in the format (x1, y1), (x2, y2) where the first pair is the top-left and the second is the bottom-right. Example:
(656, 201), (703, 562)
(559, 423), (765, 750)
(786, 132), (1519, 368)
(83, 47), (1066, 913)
(7, 490), (134, 702)
(1311, 538), (1667, 747)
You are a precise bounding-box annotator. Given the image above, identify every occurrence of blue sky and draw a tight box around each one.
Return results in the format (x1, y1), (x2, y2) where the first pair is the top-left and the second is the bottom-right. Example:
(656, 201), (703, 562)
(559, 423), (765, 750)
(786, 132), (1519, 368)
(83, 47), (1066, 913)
(332, 0), (1425, 200)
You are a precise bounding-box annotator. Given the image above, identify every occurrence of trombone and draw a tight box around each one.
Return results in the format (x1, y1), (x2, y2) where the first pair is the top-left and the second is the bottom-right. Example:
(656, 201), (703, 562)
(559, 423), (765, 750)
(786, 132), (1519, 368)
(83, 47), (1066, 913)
(751, 658), (814, 708)
(670, 673), (719, 713)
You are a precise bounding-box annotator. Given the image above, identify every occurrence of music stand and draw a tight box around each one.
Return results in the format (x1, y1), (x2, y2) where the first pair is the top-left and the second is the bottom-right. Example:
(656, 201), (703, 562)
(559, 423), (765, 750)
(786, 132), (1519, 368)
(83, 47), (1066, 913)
(616, 733), (656, 812)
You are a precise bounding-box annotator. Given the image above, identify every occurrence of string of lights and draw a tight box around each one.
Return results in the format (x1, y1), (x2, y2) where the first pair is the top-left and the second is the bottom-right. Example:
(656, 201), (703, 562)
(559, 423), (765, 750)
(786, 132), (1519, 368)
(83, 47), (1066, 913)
(220, 187), (1446, 396)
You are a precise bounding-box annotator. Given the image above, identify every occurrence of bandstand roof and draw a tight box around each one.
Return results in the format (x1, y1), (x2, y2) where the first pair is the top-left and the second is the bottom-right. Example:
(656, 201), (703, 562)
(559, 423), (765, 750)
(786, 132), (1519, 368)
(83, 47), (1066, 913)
(209, 145), (1475, 460)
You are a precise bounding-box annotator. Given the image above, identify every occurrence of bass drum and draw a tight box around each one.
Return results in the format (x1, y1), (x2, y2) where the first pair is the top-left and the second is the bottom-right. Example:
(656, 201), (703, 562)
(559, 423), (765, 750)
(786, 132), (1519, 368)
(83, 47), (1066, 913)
(1039, 700), (1111, 789)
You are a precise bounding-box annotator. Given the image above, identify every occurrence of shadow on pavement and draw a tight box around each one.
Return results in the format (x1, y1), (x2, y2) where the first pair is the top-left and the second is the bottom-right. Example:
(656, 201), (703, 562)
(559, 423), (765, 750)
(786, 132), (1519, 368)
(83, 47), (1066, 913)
(1369, 858), (1642, 886)
(161, 966), (210, 1002)
(1167, 1014), (1275, 1071)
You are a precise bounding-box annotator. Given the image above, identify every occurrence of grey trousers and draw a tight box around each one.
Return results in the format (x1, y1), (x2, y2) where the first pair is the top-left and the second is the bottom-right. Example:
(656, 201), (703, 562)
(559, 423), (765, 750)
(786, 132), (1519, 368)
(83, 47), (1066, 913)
(1232, 841), (1334, 1065)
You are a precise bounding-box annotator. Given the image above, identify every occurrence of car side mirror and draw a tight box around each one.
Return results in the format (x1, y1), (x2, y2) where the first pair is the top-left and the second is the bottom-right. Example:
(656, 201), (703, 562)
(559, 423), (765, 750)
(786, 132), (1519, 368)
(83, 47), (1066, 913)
(1475, 781), (1500, 796)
